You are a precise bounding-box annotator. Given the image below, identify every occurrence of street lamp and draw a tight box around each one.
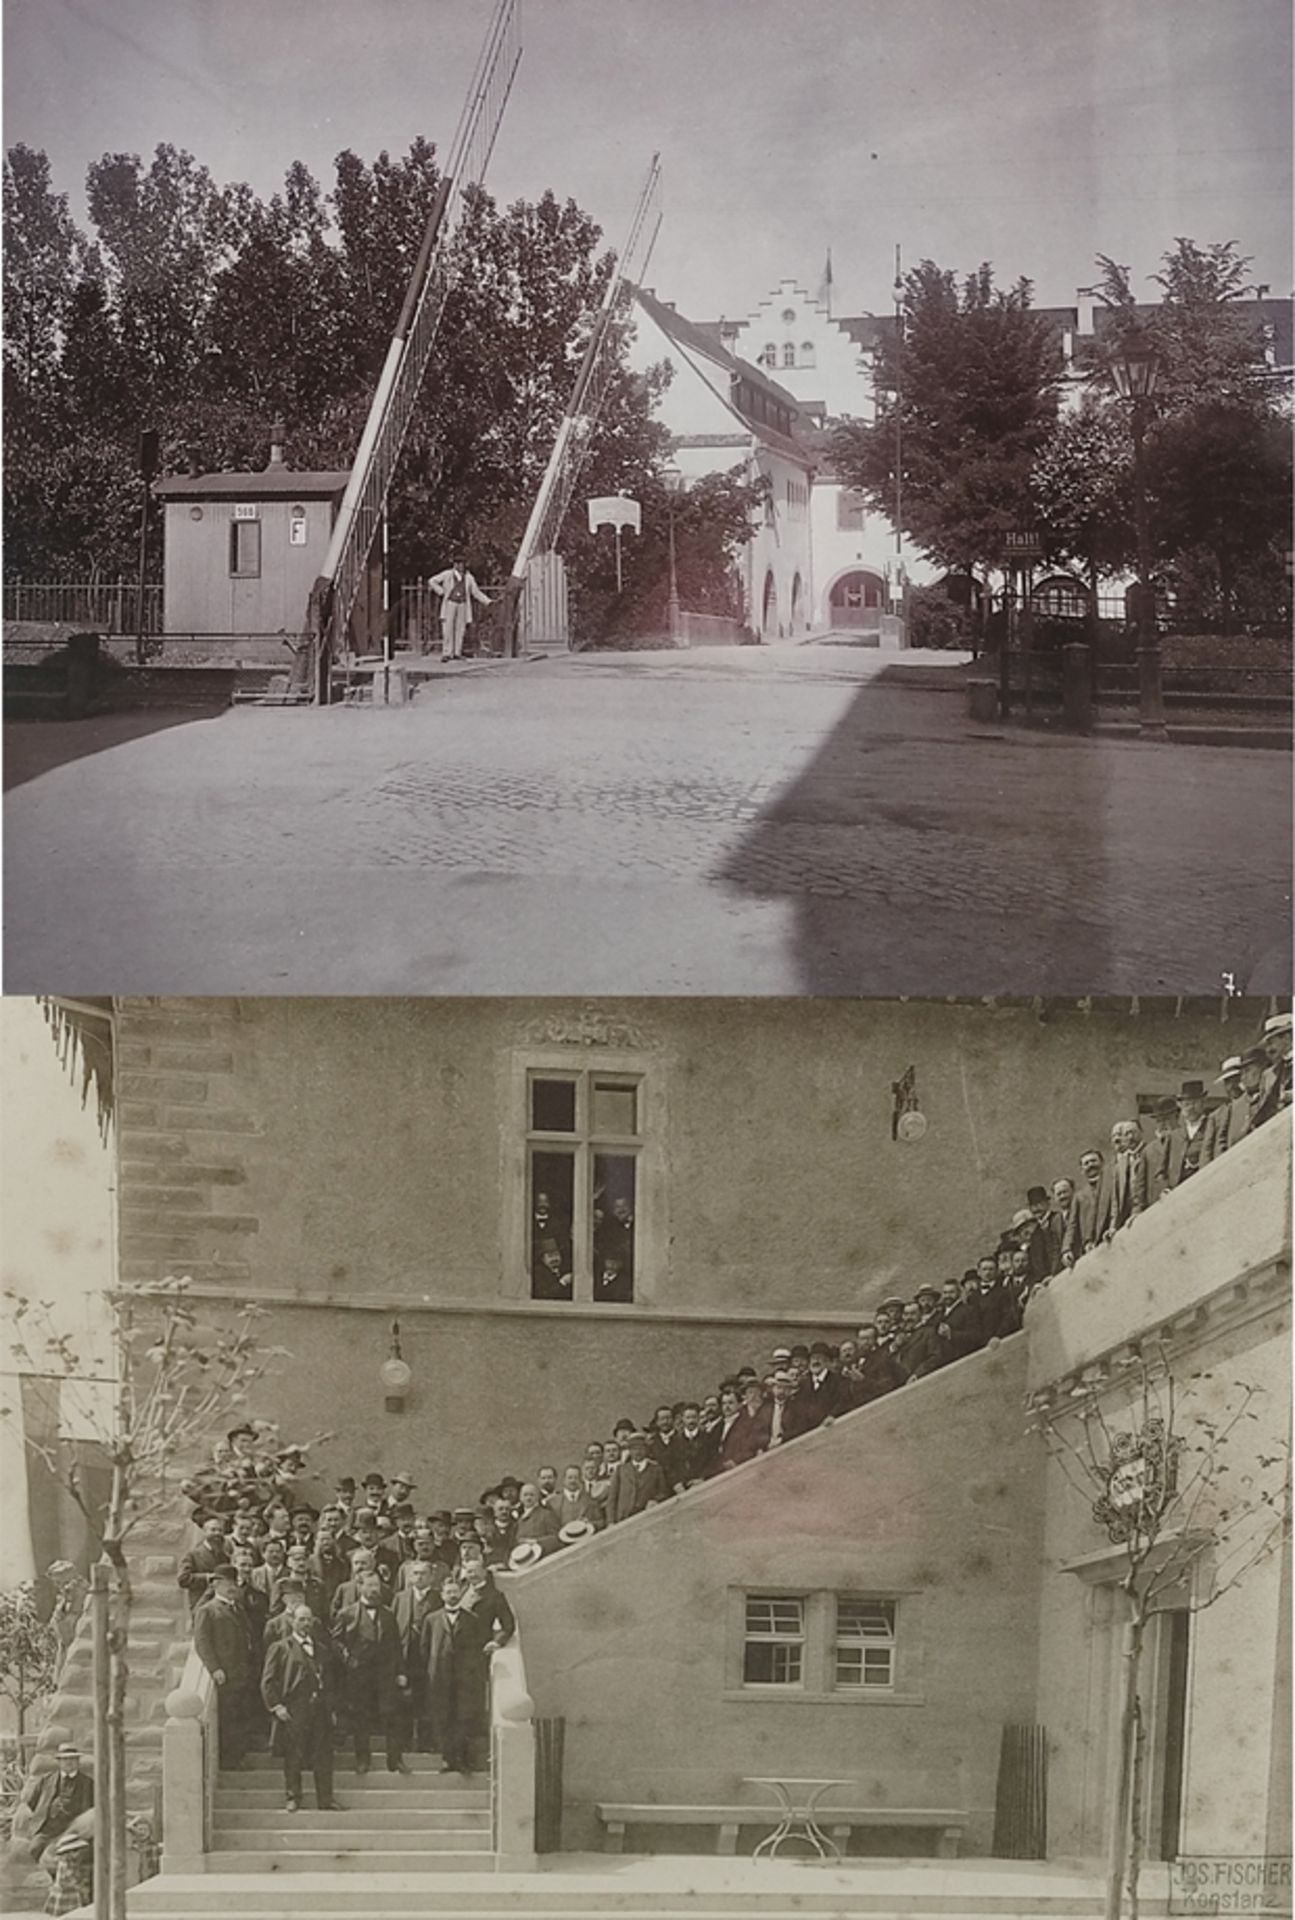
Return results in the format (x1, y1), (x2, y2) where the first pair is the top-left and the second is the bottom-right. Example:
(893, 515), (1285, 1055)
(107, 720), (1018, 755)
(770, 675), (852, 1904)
(662, 460), (684, 644)
(1110, 339), (1166, 739)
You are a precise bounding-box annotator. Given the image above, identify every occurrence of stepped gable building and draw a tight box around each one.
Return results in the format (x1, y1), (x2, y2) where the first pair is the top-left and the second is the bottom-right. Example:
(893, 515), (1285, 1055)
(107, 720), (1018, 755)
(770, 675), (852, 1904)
(693, 275), (1294, 635)
(628, 287), (816, 640)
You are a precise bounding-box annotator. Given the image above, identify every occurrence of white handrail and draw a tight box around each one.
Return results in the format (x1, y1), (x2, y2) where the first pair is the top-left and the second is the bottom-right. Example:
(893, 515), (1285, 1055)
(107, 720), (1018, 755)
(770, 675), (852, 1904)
(490, 1631), (536, 1871)
(159, 1646), (216, 1875)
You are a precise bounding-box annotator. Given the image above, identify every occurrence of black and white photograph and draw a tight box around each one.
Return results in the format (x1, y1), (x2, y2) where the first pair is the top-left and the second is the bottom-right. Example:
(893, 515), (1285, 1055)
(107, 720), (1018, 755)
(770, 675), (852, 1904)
(0, 5), (1291, 1920)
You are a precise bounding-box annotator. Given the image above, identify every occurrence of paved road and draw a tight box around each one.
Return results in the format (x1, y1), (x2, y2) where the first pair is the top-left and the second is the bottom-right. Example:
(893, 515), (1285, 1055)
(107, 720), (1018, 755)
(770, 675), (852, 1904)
(4, 646), (1289, 996)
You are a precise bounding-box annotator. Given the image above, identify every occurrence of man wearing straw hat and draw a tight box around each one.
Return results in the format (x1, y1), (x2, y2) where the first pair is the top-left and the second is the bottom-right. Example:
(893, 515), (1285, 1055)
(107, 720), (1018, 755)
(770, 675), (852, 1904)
(14, 1743), (94, 1881)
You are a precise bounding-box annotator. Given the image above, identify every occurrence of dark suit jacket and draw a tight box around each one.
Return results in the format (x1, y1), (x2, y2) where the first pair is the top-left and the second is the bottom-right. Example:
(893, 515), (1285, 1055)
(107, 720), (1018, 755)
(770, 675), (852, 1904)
(514, 1505), (561, 1553)
(671, 1426), (716, 1488)
(1109, 1147), (1149, 1228)
(722, 1404), (772, 1467)
(391, 1589), (438, 1672)
(462, 1576), (516, 1645)
(796, 1370), (848, 1427)
(194, 1596), (257, 1689)
(178, 1540), (227, 1609)
(1064, 1174), (1113, 1260)
(261, 1631), (338, 1761)
(608, 1456), (669, 1523)
(21, 1768), (94, 1845)
(705, 1414), (748, 1475)
(234, 1579), (270, 1653)
(333, 1601), (405, 1711)
(847, 1347), (909, 1401)
(425, 1605), (492, 1736)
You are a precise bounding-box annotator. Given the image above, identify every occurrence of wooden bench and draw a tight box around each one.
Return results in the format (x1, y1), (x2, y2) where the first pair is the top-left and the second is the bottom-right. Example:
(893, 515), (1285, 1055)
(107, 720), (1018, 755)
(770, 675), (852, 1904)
(595, 1802), (968, 1857)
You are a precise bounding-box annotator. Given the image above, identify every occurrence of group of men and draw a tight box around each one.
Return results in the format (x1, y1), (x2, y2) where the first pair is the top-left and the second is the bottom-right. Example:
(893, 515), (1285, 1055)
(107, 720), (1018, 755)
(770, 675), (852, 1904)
(530, 1186), (636, 1301)
(178, 1442), (518, 1810)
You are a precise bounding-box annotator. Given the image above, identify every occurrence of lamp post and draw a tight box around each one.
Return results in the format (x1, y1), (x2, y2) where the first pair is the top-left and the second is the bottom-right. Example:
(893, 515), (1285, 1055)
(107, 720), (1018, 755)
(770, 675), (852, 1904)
(663, 460), (684, 645)
(1110, 340), (1165, 739)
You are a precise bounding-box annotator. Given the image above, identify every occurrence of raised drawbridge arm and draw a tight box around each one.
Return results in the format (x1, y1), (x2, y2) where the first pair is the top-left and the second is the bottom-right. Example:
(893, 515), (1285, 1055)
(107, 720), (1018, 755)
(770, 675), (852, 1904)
(504, 153), (662, 651)
(304, 0), (522, 702)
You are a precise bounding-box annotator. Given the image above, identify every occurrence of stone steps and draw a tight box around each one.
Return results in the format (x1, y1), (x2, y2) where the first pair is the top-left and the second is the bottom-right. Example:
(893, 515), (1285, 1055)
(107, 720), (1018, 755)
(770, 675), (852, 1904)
(215, 1786), (488, 1812)
(181, 1849), (498, 1874)
(117, 1862), (1166, 1918)
(215, 1807), (490, 1830)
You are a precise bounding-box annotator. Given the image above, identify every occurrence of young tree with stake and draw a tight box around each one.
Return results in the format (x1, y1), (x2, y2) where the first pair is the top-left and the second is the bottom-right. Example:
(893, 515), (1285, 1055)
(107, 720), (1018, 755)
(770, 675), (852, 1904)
(2, 1278), (294, 1920)
(1030, 1344), (1290, 1920)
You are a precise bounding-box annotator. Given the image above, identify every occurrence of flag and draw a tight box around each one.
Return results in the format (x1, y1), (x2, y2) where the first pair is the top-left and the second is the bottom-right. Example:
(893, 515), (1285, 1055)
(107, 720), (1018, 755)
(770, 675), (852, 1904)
(817, 248), (834, 315)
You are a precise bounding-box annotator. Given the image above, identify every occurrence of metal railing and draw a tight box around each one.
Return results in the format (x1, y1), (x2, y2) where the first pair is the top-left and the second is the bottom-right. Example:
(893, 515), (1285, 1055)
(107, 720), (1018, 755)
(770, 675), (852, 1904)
(3, 580), (163, 634)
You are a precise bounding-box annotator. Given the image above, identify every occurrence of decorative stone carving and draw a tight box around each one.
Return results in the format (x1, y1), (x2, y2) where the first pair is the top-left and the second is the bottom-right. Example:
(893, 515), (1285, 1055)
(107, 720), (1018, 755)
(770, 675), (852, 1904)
(517, 1004), (656, 1050)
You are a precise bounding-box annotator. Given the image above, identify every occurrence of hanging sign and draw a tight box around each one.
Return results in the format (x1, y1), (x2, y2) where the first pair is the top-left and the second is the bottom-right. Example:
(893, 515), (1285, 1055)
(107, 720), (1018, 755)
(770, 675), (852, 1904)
(587, 495), (641, 535)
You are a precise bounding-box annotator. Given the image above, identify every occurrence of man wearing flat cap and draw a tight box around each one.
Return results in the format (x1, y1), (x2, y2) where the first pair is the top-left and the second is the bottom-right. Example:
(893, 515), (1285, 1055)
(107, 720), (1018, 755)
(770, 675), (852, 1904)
(14, 1743), (94, 1881)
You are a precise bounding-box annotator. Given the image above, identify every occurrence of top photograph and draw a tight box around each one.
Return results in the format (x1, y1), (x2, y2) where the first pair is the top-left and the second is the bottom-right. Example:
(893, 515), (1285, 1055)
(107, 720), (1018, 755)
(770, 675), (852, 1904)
(3, 0), (1291, 998)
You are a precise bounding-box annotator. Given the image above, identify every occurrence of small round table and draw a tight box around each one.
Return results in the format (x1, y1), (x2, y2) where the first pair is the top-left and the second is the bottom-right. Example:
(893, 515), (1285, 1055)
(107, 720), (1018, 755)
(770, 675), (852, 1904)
(744, 1776), (852, 1860)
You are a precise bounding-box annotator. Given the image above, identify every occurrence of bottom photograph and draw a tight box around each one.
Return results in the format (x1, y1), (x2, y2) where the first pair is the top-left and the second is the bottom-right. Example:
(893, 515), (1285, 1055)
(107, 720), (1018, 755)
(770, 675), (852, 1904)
(0, 993), (1290, 1920)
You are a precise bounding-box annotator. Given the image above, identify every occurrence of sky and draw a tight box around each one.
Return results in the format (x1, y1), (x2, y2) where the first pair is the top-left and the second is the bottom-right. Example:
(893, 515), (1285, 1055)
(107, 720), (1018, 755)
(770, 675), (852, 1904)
(3, 0), (1292, 325)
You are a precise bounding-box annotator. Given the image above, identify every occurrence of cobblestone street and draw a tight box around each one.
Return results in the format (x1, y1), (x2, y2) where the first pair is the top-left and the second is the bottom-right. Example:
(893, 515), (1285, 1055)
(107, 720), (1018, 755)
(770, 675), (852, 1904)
(5, 645), (1290, 996)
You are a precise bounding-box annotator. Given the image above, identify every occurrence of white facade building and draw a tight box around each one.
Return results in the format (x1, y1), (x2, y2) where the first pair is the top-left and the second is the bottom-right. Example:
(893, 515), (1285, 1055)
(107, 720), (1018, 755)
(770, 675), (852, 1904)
(628, 287), (816, 639)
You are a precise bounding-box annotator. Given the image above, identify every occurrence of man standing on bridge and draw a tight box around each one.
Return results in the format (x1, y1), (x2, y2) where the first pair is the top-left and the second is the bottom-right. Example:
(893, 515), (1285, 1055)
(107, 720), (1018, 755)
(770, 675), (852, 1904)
(427, 556), (491, 661)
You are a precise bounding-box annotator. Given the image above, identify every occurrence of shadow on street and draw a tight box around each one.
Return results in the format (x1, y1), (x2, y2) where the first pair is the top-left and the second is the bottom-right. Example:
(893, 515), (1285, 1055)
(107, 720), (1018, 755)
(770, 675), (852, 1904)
(718, 666), (1117, 995)
(3, 708), (227, 793)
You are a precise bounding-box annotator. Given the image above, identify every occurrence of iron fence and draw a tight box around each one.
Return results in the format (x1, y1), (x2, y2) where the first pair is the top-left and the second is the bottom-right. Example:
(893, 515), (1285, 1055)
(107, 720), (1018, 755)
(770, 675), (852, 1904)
(4, 580), (163, 634)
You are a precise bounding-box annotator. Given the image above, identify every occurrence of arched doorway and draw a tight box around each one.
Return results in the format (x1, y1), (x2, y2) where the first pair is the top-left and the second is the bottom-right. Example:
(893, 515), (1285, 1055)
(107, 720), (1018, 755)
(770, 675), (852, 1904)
(790, 572), (804, 635)
(827, 569), (886, 631)
(761, 571), (778, 640)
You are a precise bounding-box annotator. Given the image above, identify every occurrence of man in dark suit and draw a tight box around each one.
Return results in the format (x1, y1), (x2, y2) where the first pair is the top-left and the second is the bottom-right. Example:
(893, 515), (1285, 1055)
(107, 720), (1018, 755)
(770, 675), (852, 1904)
(178, 1516), (229, 1612)
(705, 1384), (746, 1475)
(895, 1290), (950, 1378)
(1175, 1080), (1213, 1181)
(261, 1602), (342, 1813)
(551, 1465), (605, 1532)
(608, 1430), (670, 1521)
(1225, 1048), (1281, 1153)
(847, 1323), (909, 1401)
(333, 1570), (408, 1773)
(940, 1277), (989, 1362)
(796, 1343), (849, 1425)
(1145, 1100), (1183, 1202)
(1108, 1119), (1150, 1232)
(1064, 1149), (1113, 1263)
(425, 1573), (498, 1774)
(230, 1546), (270, 1654)
(724, 1381), (773, 1465)
(15, 1744), (94, 1878)
(766, 1369), (816, 1444)
(194, 1566), (259, 1767)
(670, 1404), (715, 1490)
(392, 1561), (440, 1752)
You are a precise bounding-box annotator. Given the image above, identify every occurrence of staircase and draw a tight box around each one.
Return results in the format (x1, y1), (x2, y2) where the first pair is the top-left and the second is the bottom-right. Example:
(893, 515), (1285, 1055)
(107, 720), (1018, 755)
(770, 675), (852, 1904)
(205, 1750), (492, 1873)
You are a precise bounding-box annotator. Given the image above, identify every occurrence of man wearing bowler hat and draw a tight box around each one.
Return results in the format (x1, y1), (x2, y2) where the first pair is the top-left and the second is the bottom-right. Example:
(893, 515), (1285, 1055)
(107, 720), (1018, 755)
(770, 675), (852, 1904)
(1175, 1080), (1212, 1182)
(193, 1565), (259, 1767)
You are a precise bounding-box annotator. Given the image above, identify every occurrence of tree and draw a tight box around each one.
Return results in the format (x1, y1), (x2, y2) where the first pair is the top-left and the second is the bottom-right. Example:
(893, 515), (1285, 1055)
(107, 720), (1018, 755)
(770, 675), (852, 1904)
(2, 1278), (296, 1920)
(830, 260), (1063, 583)
(1031, 399), (1135, 624)
(1145, 402), (1292, 634)
(1031, 1344), (1290, 1920)
(0, 1586), (61, 1743)
(1087, 241), (1291, 633)
(2, 144), (86, 399)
